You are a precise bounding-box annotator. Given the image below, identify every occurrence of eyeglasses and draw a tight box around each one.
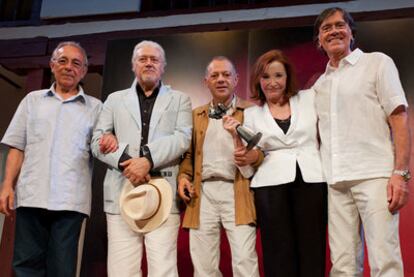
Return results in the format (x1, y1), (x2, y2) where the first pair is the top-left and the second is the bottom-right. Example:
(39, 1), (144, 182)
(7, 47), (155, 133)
(54, 57), (85, 70)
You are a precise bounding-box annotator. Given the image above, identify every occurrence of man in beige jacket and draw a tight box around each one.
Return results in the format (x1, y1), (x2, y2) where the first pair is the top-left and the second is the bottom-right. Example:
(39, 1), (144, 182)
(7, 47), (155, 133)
(178, 56), (262, 277)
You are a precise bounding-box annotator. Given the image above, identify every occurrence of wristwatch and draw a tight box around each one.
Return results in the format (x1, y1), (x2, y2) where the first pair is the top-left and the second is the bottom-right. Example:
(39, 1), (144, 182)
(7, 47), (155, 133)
(393, 169), (411, 182)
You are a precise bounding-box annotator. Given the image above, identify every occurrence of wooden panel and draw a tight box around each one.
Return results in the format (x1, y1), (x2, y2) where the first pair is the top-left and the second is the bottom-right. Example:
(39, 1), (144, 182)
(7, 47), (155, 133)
(24, 68), (50, 92)
(0, 37), (48, 58)
(0, 213), (15, 277)
(0, 56), (50, 70)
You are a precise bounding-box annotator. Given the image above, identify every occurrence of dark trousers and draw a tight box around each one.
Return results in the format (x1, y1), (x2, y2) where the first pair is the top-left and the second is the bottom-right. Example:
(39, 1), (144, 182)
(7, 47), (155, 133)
(255, 166), (327, 277)
(13, 207), (85, 277)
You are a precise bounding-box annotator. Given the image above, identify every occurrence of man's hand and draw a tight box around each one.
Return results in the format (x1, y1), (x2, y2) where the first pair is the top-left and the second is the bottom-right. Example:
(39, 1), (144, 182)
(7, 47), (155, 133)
(0, 183), (15, 216)
(222, 115), (240, 137)
(99, 133), (118, 154)
(120, 157), (151, 186)
(234, 146), (259, 167)
(387, 106), (410, 213)
(178, 178), (195, 203)
(387, 174), (410, 213)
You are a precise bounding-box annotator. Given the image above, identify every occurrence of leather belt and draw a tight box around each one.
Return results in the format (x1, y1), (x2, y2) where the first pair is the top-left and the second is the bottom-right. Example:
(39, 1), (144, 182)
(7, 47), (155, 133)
(150, 171), (172, 177)
(202, 177), (233, 183)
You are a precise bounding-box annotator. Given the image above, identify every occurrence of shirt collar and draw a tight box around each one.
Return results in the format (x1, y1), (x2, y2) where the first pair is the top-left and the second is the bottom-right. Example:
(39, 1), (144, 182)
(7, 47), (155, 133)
(325, 48), (363, 73)
(135, 79), (161, 99)
(209, 94), (237, 116)
(45, 83), (87, 104)
(343, 48), (363, 66)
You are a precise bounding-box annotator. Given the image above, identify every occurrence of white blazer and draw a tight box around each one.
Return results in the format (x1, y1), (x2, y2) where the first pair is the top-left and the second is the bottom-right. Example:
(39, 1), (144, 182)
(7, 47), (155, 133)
(244, 89), (325, 188)
(91, 80), (192, 214)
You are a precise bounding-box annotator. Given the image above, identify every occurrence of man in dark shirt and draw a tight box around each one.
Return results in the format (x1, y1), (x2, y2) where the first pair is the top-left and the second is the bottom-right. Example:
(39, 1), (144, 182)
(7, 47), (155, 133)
(91, 40), (192, 277)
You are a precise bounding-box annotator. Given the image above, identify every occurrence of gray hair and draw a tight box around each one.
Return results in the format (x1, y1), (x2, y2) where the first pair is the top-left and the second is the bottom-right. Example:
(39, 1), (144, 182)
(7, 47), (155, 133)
(205, 56), (237, 77)
(50, 41), (88, 66)
(131, 40), (166, 67)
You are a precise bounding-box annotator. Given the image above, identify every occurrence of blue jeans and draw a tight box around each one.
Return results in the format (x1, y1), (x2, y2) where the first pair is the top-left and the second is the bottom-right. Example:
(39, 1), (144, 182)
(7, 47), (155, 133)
(13, 207), (85, 277)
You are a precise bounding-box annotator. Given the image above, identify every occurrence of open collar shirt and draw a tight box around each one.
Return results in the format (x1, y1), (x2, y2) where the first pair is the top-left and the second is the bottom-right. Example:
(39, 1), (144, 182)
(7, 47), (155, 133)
(202, 96), (237, 181)
(178, 96), (259, 228)
(1, 84), (102, 215)
(313, 48), (408, 185)
(136, 82), (160, 148)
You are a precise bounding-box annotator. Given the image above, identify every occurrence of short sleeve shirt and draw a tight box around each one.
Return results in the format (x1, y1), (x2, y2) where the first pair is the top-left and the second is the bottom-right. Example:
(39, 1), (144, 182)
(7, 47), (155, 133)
(1, 84), (102, 215)
(313, 49), (408, 184)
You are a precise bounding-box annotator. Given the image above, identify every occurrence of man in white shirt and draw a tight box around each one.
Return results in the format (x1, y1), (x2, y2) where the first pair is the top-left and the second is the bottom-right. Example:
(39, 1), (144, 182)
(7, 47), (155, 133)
(313, 7), (411, 277)
(0, 41), (102, 276)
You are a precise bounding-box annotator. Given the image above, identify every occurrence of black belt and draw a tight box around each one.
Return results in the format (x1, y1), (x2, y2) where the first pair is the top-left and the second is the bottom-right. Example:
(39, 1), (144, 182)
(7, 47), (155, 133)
(150, 171), (172, 177)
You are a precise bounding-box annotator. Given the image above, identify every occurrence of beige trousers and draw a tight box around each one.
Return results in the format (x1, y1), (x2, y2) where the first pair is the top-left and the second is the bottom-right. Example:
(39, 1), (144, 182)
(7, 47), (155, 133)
(106, 213), (180, 277)
(190, 180), (259, 277)
(328, 178), (403, 277)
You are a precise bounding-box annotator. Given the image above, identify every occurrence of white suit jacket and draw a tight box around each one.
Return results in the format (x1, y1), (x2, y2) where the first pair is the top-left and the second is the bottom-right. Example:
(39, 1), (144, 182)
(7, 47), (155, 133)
(244, 89), (325, 188)
(91, 80), (192, 214)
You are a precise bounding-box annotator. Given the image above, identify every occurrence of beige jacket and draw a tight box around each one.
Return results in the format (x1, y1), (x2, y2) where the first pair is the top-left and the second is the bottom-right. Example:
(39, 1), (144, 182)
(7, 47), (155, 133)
(178, 97), (263, 229)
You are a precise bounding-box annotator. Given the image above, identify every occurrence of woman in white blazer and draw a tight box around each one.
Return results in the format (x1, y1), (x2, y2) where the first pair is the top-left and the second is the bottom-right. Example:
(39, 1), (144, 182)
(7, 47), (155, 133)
(241, 50), (327, 276)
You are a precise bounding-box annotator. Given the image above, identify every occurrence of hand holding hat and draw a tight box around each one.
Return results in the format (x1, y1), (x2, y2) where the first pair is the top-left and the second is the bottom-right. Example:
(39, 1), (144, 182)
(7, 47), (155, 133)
(119, 178), (172, 233)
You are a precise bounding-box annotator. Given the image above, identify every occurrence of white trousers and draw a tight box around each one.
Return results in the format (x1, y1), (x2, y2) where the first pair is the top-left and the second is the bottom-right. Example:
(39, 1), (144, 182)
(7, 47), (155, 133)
(328, 178), (403, 277)
(190, 180), (259, 277)
(106, 213), (180, 277)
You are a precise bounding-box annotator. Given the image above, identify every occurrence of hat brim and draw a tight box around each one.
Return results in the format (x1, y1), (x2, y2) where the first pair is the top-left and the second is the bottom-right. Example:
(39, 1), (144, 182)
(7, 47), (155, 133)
(119, 178), (173, 233)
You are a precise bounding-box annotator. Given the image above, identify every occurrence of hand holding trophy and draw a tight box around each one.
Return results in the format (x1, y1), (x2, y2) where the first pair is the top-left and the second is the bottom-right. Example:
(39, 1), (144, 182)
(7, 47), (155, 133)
(212, 103), (262, 150)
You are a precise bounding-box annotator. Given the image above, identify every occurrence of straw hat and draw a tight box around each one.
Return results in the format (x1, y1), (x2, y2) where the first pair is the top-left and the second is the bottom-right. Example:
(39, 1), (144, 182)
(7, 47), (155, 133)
(119, 178), (172, 233)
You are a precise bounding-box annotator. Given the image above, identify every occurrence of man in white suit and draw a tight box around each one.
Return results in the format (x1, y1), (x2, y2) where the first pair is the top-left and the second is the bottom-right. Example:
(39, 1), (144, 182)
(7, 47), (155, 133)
(91, 40), (192, 277)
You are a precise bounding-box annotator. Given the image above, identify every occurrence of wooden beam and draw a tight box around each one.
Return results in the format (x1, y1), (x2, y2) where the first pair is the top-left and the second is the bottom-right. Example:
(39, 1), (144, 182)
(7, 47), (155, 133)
(0, 73), (21, 89)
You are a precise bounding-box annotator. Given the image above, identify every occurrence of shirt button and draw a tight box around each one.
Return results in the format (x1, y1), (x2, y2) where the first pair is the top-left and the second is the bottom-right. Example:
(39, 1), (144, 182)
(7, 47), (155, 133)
(143, 123), (147, 126)
(144, 110), (147, 113)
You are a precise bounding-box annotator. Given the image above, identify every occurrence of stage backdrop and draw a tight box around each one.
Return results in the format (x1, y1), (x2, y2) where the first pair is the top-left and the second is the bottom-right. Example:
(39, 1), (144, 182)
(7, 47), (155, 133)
(81, 17), (414, 277)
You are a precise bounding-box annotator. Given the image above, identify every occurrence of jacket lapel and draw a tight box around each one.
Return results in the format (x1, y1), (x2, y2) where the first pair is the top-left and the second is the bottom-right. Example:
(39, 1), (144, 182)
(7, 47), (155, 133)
(286, 95), (298, 136)
(123, 80), (141, 128)
(195, 105), (209, 147)
(263, 103), (286, 141)
(149, 85), (172, 141)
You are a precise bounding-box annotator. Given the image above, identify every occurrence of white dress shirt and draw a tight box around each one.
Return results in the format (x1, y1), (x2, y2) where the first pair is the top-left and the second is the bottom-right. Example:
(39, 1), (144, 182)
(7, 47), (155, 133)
(202, 117), (236, 181)
(313, 48), (408, 184)
(202, 98), (237, 181)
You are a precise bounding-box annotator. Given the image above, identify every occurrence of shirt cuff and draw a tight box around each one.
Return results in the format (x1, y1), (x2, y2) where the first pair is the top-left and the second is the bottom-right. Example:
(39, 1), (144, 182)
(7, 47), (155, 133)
(141, 145), (154, 170)
(118, 151), (132, 171)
